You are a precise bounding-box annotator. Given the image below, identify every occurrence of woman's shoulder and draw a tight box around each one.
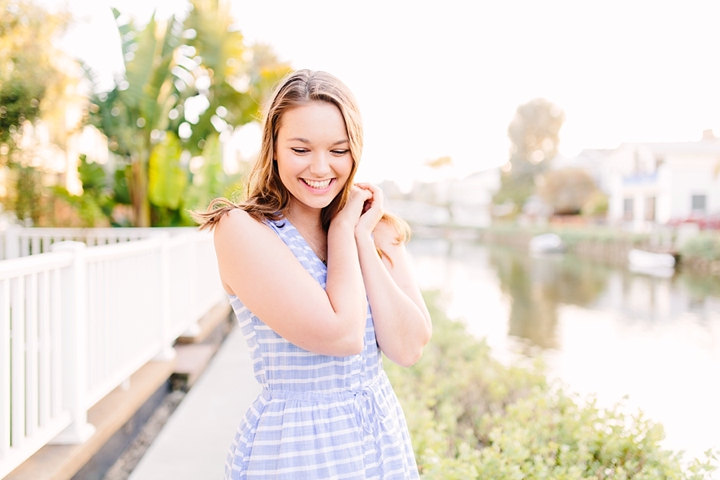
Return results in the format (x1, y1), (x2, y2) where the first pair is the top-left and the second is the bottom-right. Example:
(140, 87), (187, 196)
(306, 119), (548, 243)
(215, 207), (254, 230)
(215, 207), (283, 228)
(214, 208), (278, 246)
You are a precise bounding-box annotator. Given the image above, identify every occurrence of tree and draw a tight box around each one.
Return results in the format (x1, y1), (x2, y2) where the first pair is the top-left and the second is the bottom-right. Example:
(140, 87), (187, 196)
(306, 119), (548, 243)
(88, 0), (289, 227)
(0, 0), (71, 155)
(537, 168), (599, 215)
(52, 155), (115, 227)
(493, 98), (565, 215)
(0, 0), (75, 223)
(424, 155), (453, 169)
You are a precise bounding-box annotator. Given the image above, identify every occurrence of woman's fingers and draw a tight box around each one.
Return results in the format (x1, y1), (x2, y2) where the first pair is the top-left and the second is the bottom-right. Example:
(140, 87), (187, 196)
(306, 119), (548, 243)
(348, 185), (372, 207)
(334, 185), (371, 225)
(355, 183), (382, 202)
(333, 184), (383, 230)
(358, 184), (383, 212)
(353, 183), (384, 234)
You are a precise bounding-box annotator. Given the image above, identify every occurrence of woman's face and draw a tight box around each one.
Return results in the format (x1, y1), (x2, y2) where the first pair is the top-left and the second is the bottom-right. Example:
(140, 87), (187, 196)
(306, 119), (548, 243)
(275, 101), (353, 213)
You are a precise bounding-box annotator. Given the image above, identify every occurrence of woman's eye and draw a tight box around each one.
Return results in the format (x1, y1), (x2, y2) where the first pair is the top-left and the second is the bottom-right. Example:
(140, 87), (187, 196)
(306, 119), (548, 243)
(331, 149), (349, 155)
(291, 148), (309, 154)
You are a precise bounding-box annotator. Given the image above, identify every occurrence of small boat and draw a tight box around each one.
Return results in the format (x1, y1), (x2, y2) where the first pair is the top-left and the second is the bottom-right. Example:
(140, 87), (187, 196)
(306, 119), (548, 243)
(627, 249), (676, 269)
(529, 233), (565, 254)
(628, 249), (676, 278)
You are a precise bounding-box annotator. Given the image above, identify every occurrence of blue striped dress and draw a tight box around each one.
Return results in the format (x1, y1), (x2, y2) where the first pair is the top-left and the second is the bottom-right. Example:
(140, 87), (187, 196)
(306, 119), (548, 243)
(224, 217), (420, 480)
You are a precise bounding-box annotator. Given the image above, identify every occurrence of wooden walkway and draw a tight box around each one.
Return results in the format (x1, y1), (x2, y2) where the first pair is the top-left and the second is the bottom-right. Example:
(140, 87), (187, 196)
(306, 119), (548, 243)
(129, 325), (260, 479)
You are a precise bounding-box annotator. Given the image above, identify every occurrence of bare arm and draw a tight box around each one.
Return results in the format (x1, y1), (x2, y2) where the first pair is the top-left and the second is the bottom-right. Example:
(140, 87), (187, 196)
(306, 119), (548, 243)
(354, 184), (432, 367)
(213, 188), (371, 356)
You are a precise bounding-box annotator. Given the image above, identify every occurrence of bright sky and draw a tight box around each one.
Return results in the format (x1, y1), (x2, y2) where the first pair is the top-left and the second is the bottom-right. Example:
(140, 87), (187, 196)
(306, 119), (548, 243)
(54, 0), (720, 185)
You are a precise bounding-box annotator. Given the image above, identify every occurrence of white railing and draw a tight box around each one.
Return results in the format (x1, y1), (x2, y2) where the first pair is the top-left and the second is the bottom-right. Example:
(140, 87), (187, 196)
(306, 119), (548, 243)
(0, 226), (197, 261)
(0, 228), (224, 478)
(0, 251), (74, 478)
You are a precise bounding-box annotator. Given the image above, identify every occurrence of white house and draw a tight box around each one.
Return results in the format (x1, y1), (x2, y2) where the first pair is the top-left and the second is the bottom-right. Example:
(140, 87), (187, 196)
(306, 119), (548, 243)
(603, 135), (720, 230)
(559, 134), (720, 230)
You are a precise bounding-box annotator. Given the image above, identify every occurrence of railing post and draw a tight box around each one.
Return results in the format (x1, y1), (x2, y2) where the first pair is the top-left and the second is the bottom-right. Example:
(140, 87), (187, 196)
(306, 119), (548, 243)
(154, 232), (176, 361)
(4, 225), (20, 260)
(178, 233), (202, 338)
(49, 241), (95, 444)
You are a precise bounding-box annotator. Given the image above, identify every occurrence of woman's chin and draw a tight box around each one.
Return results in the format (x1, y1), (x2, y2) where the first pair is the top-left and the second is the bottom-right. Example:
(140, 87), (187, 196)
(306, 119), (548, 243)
(289, 194), (337, 212)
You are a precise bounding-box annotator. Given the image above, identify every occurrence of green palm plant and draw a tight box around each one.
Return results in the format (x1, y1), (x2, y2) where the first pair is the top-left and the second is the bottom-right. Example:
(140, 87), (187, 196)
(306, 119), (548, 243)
(89, 1), (290, 226)
(90, 9), (185, 226)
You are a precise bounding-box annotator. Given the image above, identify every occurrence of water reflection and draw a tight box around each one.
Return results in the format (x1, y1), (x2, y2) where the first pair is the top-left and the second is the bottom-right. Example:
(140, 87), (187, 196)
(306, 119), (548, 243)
(407, 237), (720, 458)
(488, 248), (612, 348)
(411, 238), (720, 349)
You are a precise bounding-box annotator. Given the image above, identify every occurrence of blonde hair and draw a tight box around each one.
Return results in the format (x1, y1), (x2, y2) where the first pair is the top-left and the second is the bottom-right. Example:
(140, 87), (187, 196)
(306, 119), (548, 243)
(194, 69), (410, 245)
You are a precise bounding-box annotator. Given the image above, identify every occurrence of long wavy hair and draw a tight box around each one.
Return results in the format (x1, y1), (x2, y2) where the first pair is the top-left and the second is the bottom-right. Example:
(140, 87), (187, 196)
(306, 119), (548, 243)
(194, 69), (409, 244)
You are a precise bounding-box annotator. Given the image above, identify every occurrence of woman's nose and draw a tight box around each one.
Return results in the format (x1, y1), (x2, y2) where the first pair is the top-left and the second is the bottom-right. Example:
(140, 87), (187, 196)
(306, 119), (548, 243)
(309, 153), (331, 176)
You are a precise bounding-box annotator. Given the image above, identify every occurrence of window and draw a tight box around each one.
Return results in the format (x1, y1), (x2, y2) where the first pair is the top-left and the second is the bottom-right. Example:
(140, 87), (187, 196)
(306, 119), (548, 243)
(691, 194), (706, 214)
(655, 156), (664, 171)
(624, 198), (634, 221)
(645, 197), (656, 221)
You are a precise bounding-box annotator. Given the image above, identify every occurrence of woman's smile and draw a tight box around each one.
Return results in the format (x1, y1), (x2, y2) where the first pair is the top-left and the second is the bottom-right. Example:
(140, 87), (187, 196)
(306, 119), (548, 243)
(301, 178), (335, 191)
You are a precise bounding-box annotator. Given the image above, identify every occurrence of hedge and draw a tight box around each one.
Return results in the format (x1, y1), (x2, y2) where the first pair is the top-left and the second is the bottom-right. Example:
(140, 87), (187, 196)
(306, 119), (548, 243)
(385, 293), (718, 479)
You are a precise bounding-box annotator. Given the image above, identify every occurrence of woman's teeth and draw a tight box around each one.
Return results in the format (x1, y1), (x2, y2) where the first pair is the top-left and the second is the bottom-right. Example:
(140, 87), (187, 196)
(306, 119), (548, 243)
(303, 178), (332, 189)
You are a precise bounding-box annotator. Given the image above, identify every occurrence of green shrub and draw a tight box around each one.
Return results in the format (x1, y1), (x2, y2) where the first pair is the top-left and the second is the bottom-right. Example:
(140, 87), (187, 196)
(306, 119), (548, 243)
(385, 293), (718, 479)
(681, 234), (720, 263)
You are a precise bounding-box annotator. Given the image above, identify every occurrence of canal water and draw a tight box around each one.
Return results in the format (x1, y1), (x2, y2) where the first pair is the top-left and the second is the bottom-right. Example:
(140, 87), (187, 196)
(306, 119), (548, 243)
(407, 236), (720, 460)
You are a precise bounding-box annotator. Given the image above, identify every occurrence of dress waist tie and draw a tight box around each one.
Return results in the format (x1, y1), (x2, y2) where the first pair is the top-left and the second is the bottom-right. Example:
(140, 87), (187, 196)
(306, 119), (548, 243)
(261, 373), (390, 435)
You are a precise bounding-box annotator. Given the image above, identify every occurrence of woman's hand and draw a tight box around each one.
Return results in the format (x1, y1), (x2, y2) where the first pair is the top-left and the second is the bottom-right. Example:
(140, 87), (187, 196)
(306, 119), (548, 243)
(354, 183), (384, 238)
(331, 184), (372, 230)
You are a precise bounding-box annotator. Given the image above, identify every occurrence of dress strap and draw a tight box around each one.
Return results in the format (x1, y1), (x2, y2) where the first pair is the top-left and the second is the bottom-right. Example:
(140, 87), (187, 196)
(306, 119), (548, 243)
(263, 217), (289, 240)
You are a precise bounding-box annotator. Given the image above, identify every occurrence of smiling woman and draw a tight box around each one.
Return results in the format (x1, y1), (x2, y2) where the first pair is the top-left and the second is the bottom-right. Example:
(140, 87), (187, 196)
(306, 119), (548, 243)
(193, 69), (431, 480)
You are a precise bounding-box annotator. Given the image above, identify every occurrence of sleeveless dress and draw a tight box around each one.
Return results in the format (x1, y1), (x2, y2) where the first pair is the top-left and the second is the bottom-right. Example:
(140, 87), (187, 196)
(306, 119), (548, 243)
(224, 217), (420, 480)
